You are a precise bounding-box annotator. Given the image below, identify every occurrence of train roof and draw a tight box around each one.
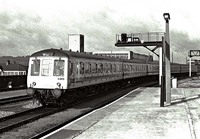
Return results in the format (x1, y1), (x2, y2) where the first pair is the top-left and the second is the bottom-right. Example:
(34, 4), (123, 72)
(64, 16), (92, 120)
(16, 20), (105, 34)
(31, 48), (146, 63)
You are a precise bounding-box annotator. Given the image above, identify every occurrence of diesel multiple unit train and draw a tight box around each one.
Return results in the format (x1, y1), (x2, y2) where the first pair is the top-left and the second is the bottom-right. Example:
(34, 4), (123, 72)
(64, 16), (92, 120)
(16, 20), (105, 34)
(26, 48), (197, 105)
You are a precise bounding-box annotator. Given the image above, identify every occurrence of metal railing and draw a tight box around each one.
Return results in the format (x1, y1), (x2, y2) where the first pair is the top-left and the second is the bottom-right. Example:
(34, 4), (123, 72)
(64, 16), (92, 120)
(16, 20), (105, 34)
(116, 32), (165, 43)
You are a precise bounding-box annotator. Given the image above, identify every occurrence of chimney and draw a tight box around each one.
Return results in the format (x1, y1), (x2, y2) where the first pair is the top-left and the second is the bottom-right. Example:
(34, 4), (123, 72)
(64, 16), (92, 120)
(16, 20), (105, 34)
(68, 34), (84, 52)
(6, 60), (10, 65)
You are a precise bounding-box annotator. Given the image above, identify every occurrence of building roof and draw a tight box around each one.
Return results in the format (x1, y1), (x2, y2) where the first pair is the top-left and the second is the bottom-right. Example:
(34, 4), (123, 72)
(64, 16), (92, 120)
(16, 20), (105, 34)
(0, 63), (28, 72)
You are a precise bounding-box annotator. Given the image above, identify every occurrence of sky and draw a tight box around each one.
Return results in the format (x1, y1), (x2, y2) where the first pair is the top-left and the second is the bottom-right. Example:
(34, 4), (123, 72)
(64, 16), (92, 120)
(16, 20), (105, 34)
(0, 0), (200, 63)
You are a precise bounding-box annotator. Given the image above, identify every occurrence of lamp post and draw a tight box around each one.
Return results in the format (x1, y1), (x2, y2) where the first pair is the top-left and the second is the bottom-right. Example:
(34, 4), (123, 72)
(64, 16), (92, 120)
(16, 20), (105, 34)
(160, 13), (171, 86)
(163, 13), (170, 46)
(163, 13), (170, 45)
(163, 13), (170, 21)
(163, 13), (171, 105)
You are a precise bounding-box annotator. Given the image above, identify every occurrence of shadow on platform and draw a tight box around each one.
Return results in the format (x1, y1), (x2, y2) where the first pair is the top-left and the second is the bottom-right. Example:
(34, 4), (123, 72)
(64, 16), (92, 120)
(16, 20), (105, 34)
(171, 95), (200, 105)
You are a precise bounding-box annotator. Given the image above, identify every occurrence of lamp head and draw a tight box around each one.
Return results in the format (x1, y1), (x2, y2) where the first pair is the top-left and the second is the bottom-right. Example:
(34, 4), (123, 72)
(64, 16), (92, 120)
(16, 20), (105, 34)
(163, 13), (170, 21)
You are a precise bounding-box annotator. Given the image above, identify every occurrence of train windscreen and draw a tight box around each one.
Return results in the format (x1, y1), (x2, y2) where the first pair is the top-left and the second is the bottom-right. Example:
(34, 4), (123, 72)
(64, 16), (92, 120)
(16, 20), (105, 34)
(41, 59), (53, 76)
(31, 59), (40, 76)
(53, 60), (65, 76)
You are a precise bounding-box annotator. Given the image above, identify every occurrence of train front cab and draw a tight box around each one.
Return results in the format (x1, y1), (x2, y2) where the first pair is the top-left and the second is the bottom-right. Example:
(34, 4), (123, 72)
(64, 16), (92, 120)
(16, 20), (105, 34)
(27, 56), (68, 103)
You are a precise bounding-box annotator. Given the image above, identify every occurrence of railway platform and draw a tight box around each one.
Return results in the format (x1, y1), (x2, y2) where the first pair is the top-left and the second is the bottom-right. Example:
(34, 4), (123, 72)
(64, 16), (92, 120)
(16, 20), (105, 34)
(0, 90), (27, 99)
(43, 87), (200, 139)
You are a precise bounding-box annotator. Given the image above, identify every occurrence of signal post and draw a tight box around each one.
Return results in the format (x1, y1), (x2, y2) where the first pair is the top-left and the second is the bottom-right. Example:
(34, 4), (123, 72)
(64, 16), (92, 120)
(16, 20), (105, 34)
(115, 13), (171, 107)
(188, 50), (200, 77)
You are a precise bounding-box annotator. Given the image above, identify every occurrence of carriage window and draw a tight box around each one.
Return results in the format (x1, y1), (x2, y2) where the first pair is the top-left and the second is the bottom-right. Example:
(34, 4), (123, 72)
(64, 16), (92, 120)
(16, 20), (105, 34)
(116, 64), (120, 72)
(31, 59), (40, 76)
(113, 64), (116, 72)
(54, 60), (65, 76)
(41, 59), (53, 76)
(85, 62), (91, 74)
(69, 61), (73, 76)
(76, 62), (80, 74)
(80, 62), (84, 75)
(108, 63), (111, 73)
(99, 63), (103, 73)
(104, 63), (108, 73)
(131, 65), (133, 71)
(88, 63), (91, 74)
(124, 64), (127, 71)
(92, 63), (97, 74)
(97, 64), (100, 73)
(2, 72), (6, 76)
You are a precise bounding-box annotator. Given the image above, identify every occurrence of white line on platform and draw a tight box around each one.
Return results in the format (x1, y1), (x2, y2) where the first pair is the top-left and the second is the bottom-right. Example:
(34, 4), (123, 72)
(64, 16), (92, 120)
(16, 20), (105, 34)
(183, 90), (197, 139)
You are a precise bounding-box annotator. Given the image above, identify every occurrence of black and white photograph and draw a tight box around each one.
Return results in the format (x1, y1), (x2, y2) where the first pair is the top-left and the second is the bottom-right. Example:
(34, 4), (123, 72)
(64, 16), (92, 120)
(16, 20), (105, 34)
(0, 0), (200, 138)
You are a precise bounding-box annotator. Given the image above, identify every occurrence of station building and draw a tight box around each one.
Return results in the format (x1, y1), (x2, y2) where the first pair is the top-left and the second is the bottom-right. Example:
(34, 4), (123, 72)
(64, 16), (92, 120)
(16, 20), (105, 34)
(0, 60), (28, 76)
(93, 51), (153, 62)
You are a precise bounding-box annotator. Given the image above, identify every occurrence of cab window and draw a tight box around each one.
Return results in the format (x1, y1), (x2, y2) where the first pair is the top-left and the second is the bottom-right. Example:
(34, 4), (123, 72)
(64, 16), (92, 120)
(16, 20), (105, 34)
(31, 59), (40, 76)
(41, 59), (53, 76)
(53, 60), (64, 76)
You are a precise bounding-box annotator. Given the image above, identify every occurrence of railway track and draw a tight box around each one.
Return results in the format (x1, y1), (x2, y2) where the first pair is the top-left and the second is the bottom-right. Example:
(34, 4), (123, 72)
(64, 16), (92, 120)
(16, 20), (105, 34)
(0, 81), (158, 138)
(0, 87), (26, 92)
(0, 106), (63, 134)
(0, 95), (32, 105)
(31, 81), (159, 139)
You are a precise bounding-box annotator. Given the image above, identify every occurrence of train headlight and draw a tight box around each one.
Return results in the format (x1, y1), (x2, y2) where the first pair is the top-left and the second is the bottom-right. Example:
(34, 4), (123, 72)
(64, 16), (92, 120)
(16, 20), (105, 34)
(52, 89), (62, 98)
(57, 82), (61, 88)
(32, 82), (36, 87)
(26, 88), (35, 96)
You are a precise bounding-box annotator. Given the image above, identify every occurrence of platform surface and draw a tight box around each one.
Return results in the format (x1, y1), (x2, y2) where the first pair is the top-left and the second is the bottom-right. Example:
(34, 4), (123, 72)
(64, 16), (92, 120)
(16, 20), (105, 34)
(0, 90), (27, 99)
(44, 87), (200, 139)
